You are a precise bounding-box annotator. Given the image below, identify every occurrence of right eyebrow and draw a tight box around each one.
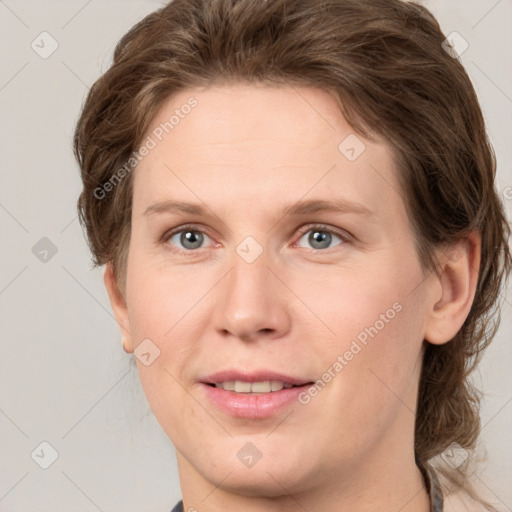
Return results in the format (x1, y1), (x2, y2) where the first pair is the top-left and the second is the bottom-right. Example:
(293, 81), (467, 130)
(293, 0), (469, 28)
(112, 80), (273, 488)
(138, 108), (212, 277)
(143, 200), (206, 217)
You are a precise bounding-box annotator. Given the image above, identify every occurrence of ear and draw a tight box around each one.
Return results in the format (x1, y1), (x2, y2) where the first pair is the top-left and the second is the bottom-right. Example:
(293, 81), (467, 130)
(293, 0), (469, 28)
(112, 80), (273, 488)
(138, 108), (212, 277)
(104, 263), (134, 353)
(424, 231), (481, 345)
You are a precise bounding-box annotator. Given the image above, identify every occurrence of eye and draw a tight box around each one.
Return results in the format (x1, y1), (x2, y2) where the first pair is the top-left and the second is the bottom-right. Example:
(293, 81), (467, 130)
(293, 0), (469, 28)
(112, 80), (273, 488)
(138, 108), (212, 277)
(162, 223), (349, 253)
(294, 225), (347, 251)
(165, 225), (213, 251)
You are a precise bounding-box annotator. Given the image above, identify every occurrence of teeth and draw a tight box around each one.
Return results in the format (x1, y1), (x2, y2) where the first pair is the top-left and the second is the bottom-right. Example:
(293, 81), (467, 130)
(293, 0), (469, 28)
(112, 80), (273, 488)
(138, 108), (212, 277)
(214, 380), (296, 393)
(271, 381), (284, 391)
(234, 381), (252, 393)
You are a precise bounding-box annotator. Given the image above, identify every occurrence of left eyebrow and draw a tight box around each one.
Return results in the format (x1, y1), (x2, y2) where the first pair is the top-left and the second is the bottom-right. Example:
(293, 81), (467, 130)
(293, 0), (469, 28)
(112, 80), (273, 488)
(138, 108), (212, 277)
(283, 198), (373, 217)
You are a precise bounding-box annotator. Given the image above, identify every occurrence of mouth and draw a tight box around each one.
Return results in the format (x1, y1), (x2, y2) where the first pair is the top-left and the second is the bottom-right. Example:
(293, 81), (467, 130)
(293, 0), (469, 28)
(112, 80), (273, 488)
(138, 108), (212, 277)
(205, 380), (306, 393)
(199, 371), (314, 418)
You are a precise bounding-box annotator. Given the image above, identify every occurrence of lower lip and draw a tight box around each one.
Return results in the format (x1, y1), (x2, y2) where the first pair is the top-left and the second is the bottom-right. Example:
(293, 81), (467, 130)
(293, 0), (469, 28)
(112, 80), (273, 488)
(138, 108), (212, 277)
(200, 383), (311, 418)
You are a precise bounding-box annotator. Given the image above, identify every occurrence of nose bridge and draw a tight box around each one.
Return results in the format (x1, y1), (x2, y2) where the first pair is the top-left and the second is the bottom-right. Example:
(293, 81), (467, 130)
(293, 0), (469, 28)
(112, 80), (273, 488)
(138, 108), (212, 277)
(229, 248), (269, 302)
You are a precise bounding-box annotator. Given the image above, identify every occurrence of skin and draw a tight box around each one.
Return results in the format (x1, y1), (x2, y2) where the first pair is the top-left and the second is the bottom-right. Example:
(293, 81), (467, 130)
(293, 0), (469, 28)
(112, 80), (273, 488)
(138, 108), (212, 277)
(105, 83), (480, 512)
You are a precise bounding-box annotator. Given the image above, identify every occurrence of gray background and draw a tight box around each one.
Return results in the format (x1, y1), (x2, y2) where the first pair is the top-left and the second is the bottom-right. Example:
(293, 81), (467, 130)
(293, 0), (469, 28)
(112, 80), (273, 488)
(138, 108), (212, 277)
(0, 0), (510, 510)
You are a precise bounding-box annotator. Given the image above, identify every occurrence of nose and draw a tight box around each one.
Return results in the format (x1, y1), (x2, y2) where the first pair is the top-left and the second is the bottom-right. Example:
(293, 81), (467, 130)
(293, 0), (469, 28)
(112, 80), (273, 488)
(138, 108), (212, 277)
(212, 250), (291, 342)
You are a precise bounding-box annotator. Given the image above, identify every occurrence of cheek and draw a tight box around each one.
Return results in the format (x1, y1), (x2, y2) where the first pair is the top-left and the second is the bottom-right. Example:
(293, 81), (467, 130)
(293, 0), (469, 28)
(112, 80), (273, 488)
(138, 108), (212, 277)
(301, 294), (425, 463)
(124, 253), (229, 412)
(295, 254), (426, 407)
(125, 250), (209, 341)
(290, 261), (412, 349)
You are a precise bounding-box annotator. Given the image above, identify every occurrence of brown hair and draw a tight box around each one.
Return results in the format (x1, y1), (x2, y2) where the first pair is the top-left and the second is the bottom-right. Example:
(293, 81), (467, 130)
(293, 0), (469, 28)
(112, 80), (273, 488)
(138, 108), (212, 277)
(74, 0), (511, 504)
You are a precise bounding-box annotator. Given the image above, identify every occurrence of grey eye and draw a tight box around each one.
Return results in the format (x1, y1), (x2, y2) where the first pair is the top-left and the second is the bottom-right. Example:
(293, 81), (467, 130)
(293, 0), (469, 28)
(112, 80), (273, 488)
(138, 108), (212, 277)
(169, 229), (210, 250)
(297, 229), (343, 250)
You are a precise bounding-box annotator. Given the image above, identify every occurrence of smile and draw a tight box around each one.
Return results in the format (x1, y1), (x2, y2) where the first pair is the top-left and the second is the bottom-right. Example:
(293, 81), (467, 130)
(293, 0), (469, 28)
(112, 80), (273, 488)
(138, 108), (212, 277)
(211, 380), (296, 393)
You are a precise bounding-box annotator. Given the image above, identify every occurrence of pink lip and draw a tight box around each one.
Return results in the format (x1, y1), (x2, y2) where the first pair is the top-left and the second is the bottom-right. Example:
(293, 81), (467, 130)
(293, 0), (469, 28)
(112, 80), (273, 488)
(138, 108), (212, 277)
(200, 383), (311, 418)
(199, 370), (313, 419)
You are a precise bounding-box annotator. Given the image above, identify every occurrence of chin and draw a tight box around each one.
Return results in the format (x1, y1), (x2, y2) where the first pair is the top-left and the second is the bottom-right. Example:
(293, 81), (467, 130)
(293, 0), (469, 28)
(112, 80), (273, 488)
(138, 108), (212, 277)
(208, 466), (305, 498)
(197, 451), (311, 497)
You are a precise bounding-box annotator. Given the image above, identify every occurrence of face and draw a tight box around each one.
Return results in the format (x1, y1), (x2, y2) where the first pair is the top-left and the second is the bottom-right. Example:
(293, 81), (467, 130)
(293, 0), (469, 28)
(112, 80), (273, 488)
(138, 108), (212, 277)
(113, 84), (437, 497)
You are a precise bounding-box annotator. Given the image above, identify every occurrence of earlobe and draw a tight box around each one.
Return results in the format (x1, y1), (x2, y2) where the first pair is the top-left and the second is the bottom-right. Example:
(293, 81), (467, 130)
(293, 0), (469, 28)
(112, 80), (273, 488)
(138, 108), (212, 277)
(103, 263), (134, 353)
(424, 231), (481, 346)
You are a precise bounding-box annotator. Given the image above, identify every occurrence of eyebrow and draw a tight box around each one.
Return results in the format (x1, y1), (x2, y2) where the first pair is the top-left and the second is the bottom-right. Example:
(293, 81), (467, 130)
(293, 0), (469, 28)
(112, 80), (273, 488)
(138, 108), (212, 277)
(143, 198), (373, 218)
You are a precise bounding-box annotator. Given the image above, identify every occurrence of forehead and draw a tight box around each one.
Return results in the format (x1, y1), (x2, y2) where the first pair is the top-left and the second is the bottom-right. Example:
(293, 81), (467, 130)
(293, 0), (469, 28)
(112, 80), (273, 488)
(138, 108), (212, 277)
(132, 84), (405, 225)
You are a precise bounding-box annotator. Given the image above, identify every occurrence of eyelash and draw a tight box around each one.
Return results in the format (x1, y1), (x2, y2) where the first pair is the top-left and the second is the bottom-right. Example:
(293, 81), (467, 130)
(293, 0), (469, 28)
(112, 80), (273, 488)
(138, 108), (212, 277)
(161, 223), (352, 254)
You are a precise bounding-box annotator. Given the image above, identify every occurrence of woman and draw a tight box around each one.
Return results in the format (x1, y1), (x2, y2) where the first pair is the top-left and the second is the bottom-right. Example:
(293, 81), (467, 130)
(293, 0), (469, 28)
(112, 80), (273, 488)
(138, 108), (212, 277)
(73, 0), (511, 510)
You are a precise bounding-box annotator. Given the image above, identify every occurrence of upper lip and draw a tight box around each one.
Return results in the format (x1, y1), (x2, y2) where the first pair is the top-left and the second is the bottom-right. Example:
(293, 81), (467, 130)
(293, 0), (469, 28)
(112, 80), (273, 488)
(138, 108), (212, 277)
(201, 370), (313, 386)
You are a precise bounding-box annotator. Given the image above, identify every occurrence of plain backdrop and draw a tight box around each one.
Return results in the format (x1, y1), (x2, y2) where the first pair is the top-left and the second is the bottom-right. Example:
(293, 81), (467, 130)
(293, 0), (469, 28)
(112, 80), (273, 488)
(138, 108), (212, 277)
(0, 0), (511, 511)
